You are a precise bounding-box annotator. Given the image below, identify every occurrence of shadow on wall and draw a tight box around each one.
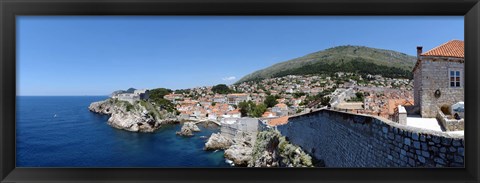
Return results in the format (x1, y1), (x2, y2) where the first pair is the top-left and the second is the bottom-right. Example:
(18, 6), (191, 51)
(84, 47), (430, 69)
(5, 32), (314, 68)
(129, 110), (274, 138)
(277, 109), (464, 168)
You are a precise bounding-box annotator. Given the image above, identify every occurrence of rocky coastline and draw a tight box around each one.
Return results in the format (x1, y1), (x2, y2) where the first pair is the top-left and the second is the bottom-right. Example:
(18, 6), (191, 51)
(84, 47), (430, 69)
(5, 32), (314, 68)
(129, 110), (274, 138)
(249, 130), (314, 167)
(89, 98), (315, 167)
(88, 98), (178, 132)
(204, 131), (254, 166)
(204, 129), (315, 167)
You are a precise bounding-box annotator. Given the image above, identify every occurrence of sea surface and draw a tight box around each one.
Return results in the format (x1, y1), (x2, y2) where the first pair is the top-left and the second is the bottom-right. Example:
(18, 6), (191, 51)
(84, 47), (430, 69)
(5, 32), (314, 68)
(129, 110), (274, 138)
(16, 96), (229, 167)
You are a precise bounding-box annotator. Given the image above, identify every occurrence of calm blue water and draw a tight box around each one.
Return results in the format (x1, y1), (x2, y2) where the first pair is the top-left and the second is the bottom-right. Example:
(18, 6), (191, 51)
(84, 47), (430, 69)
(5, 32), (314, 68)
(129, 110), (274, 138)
(16, 96), (229, 167)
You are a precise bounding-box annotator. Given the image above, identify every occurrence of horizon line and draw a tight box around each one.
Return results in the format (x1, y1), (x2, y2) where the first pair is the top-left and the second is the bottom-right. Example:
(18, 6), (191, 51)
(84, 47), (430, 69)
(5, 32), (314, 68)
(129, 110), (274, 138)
(17, 95), (110, 97)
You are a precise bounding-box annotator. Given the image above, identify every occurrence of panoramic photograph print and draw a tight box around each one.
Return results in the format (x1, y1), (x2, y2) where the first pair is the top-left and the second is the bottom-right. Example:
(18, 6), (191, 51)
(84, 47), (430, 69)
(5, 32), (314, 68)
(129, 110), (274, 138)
(16, 16), (464, 168)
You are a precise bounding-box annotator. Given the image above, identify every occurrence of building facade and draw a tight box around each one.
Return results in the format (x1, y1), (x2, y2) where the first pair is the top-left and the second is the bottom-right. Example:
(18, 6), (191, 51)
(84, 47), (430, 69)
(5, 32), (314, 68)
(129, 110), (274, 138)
(226, 93), (250, 105)
(413, 40), (464, 118)
(112, 89), (150, 104)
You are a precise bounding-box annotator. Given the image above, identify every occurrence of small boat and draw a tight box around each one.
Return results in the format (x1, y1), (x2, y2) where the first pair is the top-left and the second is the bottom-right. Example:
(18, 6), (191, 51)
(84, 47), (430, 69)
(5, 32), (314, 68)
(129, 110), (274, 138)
(53, 114), (57, 118)
(225, 159), (234, 166)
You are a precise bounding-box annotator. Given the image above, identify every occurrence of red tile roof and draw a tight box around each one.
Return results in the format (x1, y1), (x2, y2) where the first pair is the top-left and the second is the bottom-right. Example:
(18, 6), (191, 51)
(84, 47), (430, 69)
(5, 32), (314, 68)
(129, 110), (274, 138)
(267, 116), (289, 126)
(262, 111), (275, 117)
(421, 40), (464, 58)
(274, 103), (288, 109)
(227, 109), (240, 115)
(387, 99), (414, 115)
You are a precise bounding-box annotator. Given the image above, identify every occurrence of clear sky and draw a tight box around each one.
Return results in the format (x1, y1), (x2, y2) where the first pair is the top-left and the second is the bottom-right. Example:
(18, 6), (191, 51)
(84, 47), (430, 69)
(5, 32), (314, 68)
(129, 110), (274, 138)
(17, 16), (463, 96)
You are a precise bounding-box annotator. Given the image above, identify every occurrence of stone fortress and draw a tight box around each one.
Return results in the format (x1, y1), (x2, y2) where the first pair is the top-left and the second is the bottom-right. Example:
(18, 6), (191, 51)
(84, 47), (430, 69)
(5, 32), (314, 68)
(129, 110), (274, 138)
(111, 89), (150, 104)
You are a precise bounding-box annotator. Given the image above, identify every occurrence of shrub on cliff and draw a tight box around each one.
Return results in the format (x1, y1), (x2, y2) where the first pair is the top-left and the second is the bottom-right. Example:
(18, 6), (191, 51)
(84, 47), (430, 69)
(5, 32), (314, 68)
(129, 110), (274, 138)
(249, 130), (313, 167)
(113, 100), (134, 112)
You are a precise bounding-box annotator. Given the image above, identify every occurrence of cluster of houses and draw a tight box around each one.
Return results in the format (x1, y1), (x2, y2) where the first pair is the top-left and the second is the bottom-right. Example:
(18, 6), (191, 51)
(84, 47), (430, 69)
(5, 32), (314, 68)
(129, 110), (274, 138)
(167, 92), (293, 124)
(359, 89), (414, 119)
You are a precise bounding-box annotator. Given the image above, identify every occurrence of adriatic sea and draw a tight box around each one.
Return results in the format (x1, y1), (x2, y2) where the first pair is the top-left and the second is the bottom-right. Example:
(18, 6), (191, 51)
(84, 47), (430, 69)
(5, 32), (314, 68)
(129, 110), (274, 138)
(16, 96), (229, 167)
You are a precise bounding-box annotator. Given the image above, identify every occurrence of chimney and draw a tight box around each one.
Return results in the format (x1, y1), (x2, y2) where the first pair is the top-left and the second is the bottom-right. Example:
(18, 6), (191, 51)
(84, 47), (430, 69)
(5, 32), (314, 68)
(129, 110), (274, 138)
(416, 46), (423, 59)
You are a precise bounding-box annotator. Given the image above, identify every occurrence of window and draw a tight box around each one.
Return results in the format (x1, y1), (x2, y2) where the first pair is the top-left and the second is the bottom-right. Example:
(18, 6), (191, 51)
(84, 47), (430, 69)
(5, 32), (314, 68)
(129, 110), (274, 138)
(450, 70), (461, 87)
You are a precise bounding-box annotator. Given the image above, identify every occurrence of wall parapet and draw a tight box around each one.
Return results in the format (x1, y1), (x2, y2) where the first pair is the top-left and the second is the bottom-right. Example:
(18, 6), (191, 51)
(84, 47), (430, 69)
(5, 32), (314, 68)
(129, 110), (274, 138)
(278, 109), (464, 167)
(436, 110), (465, 131)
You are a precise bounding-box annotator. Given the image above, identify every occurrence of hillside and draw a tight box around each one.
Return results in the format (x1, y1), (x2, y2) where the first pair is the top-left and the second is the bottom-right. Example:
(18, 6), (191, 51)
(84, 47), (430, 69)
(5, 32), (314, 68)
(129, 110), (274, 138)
(236, 46), (416, 84)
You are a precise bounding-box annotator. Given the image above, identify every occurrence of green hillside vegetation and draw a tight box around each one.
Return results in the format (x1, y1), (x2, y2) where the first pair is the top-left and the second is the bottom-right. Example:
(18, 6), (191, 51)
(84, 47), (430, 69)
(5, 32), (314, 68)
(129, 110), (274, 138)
(148, 88), (177, 113)
(236, 45), (416, 84)
(238, 101), (267, 118)
(211, 84), (233, 94)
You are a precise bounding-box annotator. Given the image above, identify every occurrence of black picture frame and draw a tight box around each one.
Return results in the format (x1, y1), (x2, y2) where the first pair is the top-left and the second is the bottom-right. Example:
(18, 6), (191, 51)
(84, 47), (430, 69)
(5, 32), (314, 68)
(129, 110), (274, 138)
(1, 0), (479, 182)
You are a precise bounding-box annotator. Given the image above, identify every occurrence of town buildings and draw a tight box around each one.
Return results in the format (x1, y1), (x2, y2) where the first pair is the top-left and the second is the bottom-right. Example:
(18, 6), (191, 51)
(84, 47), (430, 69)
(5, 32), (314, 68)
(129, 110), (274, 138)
(227, 93), (250, 105)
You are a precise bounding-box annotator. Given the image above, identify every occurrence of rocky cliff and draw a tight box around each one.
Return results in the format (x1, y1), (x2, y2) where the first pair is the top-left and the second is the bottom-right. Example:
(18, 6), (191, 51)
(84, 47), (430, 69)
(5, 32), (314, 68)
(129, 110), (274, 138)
(88, 98), (177, 132)
(204, 131), (255, 166)
(204, 129), (314, 167)
(204, 133), (233, 150)
(249, 130), (314, 167)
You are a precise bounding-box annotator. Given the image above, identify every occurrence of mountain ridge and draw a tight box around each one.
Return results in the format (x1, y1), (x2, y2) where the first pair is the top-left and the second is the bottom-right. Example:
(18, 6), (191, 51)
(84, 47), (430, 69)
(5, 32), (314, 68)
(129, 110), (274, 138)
(236, 45), (416, 84)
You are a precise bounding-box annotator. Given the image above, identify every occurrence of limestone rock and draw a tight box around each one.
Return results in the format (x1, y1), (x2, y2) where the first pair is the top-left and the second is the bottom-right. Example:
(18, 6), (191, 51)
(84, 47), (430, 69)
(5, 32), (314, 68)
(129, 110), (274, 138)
(88, 100), (114, 115)
(224, 142), (253, 166)
(176, 127), (193, 136)
(88, 99), (171, 133)
(204, 133), (232, 150)
(176, 122), (200, 136)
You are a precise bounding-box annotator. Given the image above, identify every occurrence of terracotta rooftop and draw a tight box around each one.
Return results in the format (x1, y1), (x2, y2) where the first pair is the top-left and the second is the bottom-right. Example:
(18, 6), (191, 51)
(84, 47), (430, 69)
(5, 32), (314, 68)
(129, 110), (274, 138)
(387, 99), (414, 115)
(228, 93), (248, 96)
(227, 109), (240, 115)
(274, 103), (288, 109)
(421, 40), (464, 58)
(267, 116), (289, 126)
(262, 111), (275, 118)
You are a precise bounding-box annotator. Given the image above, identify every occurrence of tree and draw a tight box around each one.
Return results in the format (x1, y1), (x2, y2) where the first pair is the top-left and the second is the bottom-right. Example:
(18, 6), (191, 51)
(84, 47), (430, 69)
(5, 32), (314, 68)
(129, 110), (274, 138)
(320, 96), (331, 106)
(252, 103), (267, 117)
(238, 101), (267, 117)
(149, 88), (173, 101)
(174, 89), (190, 94)
(212, 84), (232, 94)
(293, 92), (306, 98)
(238, 101), (253, 117)
(264, 95), (279, 108)
(355, 92), (364, 101)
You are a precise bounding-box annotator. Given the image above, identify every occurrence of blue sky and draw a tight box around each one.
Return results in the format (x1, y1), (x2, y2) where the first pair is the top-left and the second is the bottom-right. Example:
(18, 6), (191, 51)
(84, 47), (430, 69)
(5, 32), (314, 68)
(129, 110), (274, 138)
(17, 16), (463, 96)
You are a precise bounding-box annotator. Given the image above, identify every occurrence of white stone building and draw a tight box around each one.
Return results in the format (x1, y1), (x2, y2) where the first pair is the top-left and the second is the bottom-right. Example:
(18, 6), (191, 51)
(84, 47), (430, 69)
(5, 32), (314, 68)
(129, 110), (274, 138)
(226, 93), (250, 105)
(112, 89), (150, 104)
(413, 40), (464, 118)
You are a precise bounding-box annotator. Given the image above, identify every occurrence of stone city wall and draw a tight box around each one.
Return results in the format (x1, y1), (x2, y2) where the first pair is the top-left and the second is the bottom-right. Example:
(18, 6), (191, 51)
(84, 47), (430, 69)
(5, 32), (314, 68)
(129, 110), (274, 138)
(220, 118), (260, 139)
(277, 109), (464, 167)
